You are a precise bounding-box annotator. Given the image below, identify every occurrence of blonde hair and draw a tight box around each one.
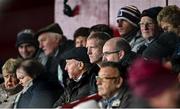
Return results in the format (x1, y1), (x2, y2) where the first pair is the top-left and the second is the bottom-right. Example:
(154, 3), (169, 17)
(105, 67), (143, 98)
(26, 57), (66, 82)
(157, 5), (180, 28)
(2, 58), (22, 76)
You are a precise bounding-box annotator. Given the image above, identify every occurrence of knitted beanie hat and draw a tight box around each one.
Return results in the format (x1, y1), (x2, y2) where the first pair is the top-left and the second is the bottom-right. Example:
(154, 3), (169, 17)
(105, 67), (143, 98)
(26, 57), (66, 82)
(116, 5), (141, 27)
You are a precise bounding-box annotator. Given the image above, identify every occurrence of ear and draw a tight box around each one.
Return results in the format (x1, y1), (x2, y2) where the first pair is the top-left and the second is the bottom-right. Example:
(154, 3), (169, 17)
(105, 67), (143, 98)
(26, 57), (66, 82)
(78, 61), (84, 70)
(55, 34), (63, 43)
(55, 36), (60, 41)
(116, 77), (123, 88)
(118, 50), (125, 60)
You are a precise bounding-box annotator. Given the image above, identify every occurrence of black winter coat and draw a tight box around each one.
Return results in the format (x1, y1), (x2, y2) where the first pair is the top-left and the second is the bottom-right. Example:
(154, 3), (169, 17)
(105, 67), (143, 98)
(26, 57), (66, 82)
(53, 69), (97, 107)
(16, 76), (63, 108)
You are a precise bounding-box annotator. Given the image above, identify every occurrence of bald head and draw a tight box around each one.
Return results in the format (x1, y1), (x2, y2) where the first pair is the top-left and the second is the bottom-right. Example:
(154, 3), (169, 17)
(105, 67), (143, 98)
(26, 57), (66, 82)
(106, 37), (120, 47)
(103, 37), (131, 62)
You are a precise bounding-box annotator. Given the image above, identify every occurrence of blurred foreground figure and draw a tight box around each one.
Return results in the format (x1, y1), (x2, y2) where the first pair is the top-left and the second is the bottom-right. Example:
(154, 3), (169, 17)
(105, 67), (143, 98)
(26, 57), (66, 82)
(128, 58), (180, 108)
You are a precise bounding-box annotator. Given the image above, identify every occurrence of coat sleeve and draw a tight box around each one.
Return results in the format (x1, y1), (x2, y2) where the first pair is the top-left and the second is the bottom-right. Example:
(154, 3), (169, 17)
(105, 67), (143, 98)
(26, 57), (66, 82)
(28, 81), (63, 108)
(29, 89), (58, 108)
(53, 91), (67, 108)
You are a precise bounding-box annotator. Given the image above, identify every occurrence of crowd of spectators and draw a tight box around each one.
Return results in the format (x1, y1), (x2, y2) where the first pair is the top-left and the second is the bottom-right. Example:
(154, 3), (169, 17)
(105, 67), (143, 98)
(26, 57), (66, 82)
(0, 4), (180, 108)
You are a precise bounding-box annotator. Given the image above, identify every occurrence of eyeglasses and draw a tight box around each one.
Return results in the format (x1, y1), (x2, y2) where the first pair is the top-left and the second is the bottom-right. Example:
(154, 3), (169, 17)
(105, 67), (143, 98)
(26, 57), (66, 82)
(139, 22), (154, 27)
(103, 50), (120, 56)
(96, 76), (119, 82)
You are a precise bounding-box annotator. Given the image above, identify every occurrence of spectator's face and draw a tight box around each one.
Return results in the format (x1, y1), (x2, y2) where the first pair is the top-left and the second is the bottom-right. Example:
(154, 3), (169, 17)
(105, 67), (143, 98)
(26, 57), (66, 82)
(16, 68), (32, 87)
(140, 16), (158, 39)
(160, 21), (179, 36)
(75, 36), (87, 47)
(96, 66), (122, 99)
(18, 43), (36, 59)
(117, 19), (134, 36)
(38, 33), (60, 56)
(65, 59), (81, 80)
(103, 43), (120, 62)
(86, 39), (103, 64)
(3, 73), (19, 89)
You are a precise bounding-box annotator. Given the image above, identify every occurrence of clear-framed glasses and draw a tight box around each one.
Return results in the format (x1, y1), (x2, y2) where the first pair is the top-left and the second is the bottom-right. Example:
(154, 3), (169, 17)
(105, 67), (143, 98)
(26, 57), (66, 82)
(139, 22), (154, 27)
(103, 50), (120, 56)
(96, 76), (119, 82)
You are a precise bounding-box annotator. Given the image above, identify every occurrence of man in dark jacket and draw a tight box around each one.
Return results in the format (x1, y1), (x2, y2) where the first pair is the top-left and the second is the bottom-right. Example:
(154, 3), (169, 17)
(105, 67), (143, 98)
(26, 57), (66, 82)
(103, 37), (137, 75)
(86, 32), (111, 94)
(137, 7), (163, 54)
(97, 62), (133, 108)
(53, 47), (95, 108)
(35, 23), (74, 86)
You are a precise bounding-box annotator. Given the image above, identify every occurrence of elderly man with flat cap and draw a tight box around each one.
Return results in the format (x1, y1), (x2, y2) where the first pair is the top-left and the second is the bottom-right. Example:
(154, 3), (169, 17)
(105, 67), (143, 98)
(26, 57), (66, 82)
(53, 47), (97, 108)
(35, 23), (74, 87)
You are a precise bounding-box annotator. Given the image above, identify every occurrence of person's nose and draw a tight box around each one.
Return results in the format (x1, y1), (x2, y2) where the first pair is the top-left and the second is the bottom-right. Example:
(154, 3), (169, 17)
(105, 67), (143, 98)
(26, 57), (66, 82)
(87, 48), (91, 55)
(117, 20), (123, 27)
(39, 42), (43, 48)
(96, 78), (102, 85)
(64, 64), (68, 71)
(102, 55), (107, 62)
(21, 47), (28, 53)
(7, 76), (12, 82)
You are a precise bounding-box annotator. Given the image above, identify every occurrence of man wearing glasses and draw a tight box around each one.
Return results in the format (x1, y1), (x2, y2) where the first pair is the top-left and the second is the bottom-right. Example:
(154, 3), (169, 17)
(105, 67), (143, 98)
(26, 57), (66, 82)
(137, 6), (162, 54)
(102, 37), (137, 70)
(96, 62), (132, 108)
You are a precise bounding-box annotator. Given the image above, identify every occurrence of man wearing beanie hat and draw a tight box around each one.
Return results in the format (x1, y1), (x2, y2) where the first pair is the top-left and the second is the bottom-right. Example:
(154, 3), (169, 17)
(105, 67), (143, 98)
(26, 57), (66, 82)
(141, 7), (163, 23)
(128, 58), (179, 108)
(53, 47), (98, 108)
(16, 29), (38, 59)
(35, 23), (74, 87)
(137, 6), (163, 54)
(116, 5), (145, 53)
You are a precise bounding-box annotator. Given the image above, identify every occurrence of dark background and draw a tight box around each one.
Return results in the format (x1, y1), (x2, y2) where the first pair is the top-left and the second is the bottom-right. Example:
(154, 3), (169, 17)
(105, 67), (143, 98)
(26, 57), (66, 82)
(0, 0), (54, 64)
